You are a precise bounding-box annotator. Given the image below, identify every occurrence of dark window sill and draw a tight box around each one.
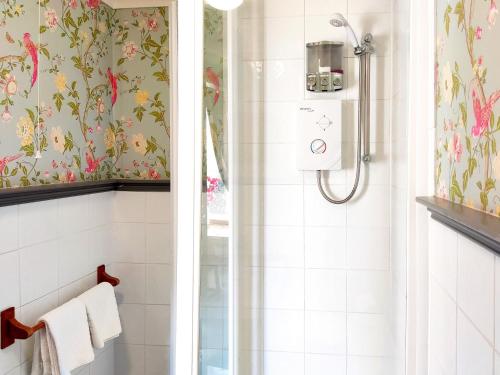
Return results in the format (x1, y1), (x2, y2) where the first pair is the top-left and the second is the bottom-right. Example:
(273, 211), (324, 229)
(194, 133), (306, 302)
(417, 196), (500, 255)
(0, 180), (170, 208)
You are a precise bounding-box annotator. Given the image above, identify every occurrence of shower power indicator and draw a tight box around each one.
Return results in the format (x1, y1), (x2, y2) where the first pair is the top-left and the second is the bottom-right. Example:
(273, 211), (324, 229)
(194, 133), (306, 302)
(310, 139), (327, 154)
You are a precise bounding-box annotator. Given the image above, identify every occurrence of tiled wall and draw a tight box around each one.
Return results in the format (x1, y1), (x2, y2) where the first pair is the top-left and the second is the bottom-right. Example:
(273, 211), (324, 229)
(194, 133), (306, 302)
(0, 192), (114, 375)
(236, 0), (399, 374)
(428, 218), (500, 374)
(0, 190), (172, 375)
(111, 191), (172, 375)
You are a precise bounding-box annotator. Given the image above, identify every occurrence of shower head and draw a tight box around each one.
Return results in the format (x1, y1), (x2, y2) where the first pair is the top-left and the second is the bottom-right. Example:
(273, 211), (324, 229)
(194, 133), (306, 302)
(330, 13), (360, 49)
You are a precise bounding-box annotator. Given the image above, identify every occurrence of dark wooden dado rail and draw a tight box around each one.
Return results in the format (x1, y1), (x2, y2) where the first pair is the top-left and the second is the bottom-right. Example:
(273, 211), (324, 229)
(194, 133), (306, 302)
(0, 179), (170, 208)
(417, 196), (500, 255)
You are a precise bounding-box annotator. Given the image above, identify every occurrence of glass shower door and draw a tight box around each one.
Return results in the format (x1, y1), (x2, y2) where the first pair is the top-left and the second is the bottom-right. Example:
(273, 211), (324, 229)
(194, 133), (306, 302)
(198, 5), (232, 375)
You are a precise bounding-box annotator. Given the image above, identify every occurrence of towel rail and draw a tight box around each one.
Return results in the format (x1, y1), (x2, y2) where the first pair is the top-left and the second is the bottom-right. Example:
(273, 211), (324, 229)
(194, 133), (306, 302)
(1, 265), (120, 350)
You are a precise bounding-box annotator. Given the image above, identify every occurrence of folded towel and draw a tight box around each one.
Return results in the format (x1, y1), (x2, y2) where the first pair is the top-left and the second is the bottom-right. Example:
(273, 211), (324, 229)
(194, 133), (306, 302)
(77, 282), (122, 349)
(31, 299), (94, 375)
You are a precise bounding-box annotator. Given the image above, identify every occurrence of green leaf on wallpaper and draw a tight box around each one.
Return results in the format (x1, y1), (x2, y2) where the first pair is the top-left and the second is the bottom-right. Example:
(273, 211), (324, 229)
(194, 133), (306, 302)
(466, 136), (472, 153)
(117, 58), (126, 66)
(454, 2), (465, 27)
(460, 103), (468, 128)
(485, 178), (496, 192)
(480, 192), (488, 210)
(134, 106), (145, 122)
(492, 138), (497, 155)
(40, 25), (48, 34)
(74, 155), (81, 169)
(146, 139), (157, 154)
(68, 102), (79, 116)
(151, 111), (164, 123)
(40, 47), (50, 60)
(10, 168), (18, 177)
(158, 156), (167, 170)
(467, 26), (475, 48)
(468, 157), (477, 177)
(64, 133), (74, 152)
(477, 181), (483, 190)
(450, 171), (464, 202)
(153, 71), (169, 82)
(54, 93), (64, 112)
(452, 72), (460, 101)
(463, 170), (469, 191)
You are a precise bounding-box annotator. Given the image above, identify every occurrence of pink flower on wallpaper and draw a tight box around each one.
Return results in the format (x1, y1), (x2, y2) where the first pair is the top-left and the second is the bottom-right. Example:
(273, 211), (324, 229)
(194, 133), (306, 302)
(147, 17), (159, 32)
(86, 0), (101, 10)
(471, 89), (500, 137)
(148, 168), (160, 180)
(451, 133), (463, 162)
(488, 0), (498, 29)
(65, 169), (76, 183)
(475, 26), (483, 39)
(69, 0), (78, 9)
(52, 160), (59, 169)
(44, 8), (59, 31)
(1, 107), (12, 123)
(2, 74), (17, 96)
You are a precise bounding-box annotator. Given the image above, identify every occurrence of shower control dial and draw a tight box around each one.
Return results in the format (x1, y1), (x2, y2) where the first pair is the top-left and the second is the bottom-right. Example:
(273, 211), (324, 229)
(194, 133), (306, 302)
(310, 139), (327, 154)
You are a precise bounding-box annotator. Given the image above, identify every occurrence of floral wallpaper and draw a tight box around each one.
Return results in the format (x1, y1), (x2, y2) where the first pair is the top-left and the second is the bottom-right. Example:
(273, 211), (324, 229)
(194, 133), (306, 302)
(0, 0), (170, 188)
(436, 0), (500, 217)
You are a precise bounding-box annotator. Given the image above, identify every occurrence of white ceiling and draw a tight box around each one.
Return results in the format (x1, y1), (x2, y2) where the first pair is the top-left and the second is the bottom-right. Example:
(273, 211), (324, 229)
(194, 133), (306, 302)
(103, 0), (172, 9)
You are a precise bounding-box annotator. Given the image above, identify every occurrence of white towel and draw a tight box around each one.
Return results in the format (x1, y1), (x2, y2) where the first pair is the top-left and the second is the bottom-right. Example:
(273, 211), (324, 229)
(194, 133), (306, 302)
(77, 282), (122, 349)
(31, 299), (95, 375)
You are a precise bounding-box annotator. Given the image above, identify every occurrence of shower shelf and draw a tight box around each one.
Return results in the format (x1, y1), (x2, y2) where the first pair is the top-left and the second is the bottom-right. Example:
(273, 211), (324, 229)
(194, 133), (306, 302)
(417, 196), (500, 254)
(0, 265), (120, 350)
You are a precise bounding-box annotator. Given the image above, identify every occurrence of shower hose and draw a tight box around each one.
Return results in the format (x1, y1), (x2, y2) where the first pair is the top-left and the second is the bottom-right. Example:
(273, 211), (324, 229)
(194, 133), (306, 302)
(316, 51), (370, 204)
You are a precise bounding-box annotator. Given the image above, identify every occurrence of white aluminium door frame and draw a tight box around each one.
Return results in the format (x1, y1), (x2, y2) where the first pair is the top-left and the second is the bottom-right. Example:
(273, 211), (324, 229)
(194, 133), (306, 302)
(173, 0), (204, 374)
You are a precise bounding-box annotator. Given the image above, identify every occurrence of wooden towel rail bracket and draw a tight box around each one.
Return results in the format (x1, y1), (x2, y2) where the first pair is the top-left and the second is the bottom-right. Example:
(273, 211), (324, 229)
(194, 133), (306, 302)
(1, 265), (120, 350)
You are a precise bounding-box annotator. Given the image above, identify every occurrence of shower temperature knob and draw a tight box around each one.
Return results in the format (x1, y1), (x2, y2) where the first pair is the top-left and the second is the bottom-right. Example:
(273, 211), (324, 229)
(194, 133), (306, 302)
(310, 139), (327, 154)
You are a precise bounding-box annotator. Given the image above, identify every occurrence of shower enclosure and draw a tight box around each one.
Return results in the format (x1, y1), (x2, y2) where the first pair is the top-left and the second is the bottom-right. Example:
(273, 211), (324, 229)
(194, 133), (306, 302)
(174, 0), (409, 374)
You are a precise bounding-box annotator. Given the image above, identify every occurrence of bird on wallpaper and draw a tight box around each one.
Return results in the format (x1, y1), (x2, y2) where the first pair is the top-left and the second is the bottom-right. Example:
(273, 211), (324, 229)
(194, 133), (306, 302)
(472, 89), (500, 137)
(23, 33), (38, 88)
(206, 67), (220, 106)
(85, 153), (106, 174)
(107, 68), (118, 106)
(0, 154), (22, 174)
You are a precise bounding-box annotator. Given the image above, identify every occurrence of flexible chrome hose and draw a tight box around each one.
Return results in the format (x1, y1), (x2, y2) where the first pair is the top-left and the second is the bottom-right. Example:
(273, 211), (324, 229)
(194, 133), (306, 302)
(316, 52), (368, 204)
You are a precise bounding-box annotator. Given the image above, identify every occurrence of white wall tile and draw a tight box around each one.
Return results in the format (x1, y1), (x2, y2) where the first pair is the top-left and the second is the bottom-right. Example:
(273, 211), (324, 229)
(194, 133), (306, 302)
(347, 313), (390, 356)
(146, 224), (171, 264)
(113, 192), (146, 223)
(347, 13), (392, 57)
(347, 356), (393, 375)
(118, 304), (145, 345)
(239, 0), (304, 18)
(263, 309), (304, 352)
(495, 257), (500, 353)
(428, 279), (457, 375)
(305, 0), (347, 16)
(429, 219), (458, 299)
(305, 226), (346, 269)
(146, 264), (171, 305)
(346, 227), (390, 270)
(19, 201), (58, 248)
(306, 354), (346, 375)
(0, 205), (18, 255)
(263, 268), (304, 310)
(457, 311), (493, 375)
(263, 185), (303, 226)
(87, 192), (113, 228)
(90, 345), (114, 375)
(264, 352), (304, 375)
(145, 305), (170, 346)
(19, 240), (59, 304)
(145, 192), (170, 224)
(113, 263), (146, 304)
(349, 0), (391, 14)
(304, 185), (346, 226)
(240, 18), (304, 61)
(347, 270), (390, 313)
(457, 235), (494, 342)
(115, 344), (145, 375)
(306, 311), (346, 354)
(112, 223), (146, 263)
(0, 252), (20, 311)
(346, 186), (390, 228)
(58, 196), (90, 234)
(58, 232), (90, 286)
(0, 340), (20, 375)
(306, 269), (346, 311)
(145, 346), (169, 375)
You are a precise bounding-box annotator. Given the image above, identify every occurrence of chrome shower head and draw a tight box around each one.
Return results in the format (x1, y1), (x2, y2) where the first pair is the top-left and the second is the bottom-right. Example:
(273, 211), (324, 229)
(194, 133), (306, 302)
(329, 13), (360, 49)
